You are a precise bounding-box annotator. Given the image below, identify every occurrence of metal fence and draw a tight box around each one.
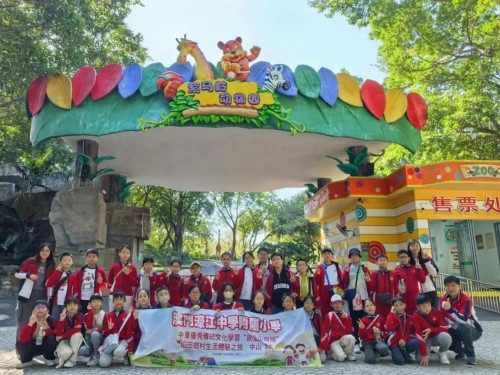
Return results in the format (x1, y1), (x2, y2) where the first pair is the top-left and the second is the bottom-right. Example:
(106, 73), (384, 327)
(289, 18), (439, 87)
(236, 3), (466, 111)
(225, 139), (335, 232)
(434, 273), (500, 314)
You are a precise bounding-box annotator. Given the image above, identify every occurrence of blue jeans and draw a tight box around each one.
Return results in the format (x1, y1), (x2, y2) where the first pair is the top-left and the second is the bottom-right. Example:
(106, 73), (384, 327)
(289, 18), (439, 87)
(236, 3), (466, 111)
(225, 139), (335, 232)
(390, 338), (419, 365)
(362, 341), (389, 364)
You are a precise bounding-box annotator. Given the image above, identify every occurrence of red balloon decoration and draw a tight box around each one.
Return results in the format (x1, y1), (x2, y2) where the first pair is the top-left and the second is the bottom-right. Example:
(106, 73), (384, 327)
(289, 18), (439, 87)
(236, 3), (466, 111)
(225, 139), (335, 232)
(90, 64), (123, 101)
(72, 66), (96, 106)
(361, 79), (386, 119)
(406, 93), (428, 130)
(27, 76), (49, 115)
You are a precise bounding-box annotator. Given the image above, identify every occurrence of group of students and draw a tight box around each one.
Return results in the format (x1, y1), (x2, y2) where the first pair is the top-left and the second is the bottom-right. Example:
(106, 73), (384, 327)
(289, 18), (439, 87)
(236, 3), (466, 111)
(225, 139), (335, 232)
(14, 240), (482, 368)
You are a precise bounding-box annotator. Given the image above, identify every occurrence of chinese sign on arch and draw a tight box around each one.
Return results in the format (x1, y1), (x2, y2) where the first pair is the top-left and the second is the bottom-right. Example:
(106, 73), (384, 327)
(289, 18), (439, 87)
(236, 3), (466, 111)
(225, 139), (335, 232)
(132, 307), (321, 368)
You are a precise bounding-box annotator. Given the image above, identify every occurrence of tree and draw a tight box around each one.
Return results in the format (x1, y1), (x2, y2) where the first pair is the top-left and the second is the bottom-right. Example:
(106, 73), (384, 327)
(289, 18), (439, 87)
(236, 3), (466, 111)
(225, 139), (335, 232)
(310, 0), (500, 172)
(212, 193), (263, 258)
(130, 187), (214, 258)
(0, 0), (148, 165)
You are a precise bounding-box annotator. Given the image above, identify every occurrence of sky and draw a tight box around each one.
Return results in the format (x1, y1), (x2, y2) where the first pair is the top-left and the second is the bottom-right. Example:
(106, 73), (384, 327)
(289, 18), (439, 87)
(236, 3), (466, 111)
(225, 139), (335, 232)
(126, 0), (383, 198)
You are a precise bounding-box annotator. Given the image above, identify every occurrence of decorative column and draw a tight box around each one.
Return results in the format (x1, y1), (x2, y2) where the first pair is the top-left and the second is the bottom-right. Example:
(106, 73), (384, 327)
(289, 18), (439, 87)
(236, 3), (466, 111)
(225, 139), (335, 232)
(73, 139), (99, 188)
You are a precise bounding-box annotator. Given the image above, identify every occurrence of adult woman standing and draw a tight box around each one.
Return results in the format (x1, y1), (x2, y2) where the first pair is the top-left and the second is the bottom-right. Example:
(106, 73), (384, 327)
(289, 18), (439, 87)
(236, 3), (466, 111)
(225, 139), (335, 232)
(15, 243), (55, 331)
(408, 239), (439, 308)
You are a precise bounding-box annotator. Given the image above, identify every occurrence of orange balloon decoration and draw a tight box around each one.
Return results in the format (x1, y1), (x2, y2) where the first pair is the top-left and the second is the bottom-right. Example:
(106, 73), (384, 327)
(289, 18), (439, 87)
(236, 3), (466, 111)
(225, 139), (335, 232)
(384, 88), (407, 123)
(336, 73), (363, 107)
(406, 93), (428, 130)
(360, 79), (386, 119)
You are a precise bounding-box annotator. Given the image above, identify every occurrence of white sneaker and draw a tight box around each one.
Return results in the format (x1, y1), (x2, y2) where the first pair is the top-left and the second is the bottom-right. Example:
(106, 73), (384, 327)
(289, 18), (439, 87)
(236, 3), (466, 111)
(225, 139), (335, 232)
(16, 360), (36, 369)
(63, 360), (76, 368)
(87, 356), (99, 366)
(45, 359), (57, 367)
(354, 344), (361, 354)
(439, 352), (450, 365)
(347, 354), (357, 361)
(56, 357), (65, 369)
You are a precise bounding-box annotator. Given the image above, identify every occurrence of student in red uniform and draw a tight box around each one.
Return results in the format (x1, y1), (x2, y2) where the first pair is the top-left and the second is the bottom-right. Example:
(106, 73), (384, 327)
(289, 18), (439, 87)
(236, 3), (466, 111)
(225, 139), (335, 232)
(214, 282), (244, 311)
(371, 253), (396, 319)
(79, 294), (105, 366)
(130, 289), (151, 355)
(75, 248), (107, 313)
(358, 299), (389, 364)
(256, 253), (298, 314)
(108, 245), (138, 312)
(314, 248), (344, 317)
(137, 257), (158, 306)
(249, 290), (269, 315)
(236, 251), (256, 311)
(182, 261), (212, 306)
(385, 296), (422, 365)
(342, 247), (372, 353)
(393, 249), (426, 314)
(184, 285), (211, 310)
(213, 252), (240, 304)
(320, 295), (356, 362)
(154, 287), (174, 309)
(254, 247), (273, 291)
(99, 291), (133, 368)
(46, 252), (77, 317)
(54, 297), (84, 368)
(156, 260), (184, 307)
(295, 259), (319, 309)
(15, 300), (58, 369)
(15, 243), (55, 331)
(440, 275), (482, 365)
(413, 294), (451, 365)
(303, 295), (321, 348)
(408, 240), (439, 308)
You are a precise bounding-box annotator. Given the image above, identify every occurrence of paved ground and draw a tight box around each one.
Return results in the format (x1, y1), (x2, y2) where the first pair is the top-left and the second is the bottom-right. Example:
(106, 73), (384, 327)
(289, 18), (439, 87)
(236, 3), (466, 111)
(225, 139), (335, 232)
(1, 293), (499, 374)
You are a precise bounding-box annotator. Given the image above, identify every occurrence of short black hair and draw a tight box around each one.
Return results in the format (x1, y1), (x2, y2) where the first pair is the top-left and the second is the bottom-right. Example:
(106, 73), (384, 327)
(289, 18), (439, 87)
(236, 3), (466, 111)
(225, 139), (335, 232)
(137, 288), (150, 297)
(112, 291), (126, 300)
(241, 251), (254, 262)
(416, 294), (431, 306)
(188, 284), (200, 294)
(444, 275), (461, 286)
(89, 294), (103, 302)
(86, 248), (99, 257)
(221, 282), (236, 293)
(221, 252), (232, 259)
(391, 296), (406, 305)
(156, 286), (169, 295)
(34, 299), (49, 308)
(282, 293), (295, 304)
(142, 257), (154, 265)
(270, 252), (282, 260)
(59, 252), (73, 261)
(170, 259), (182, 267)
(302, 294), (316, 306)
(257, 247), (269, 255)
(119, 244), (131, 252)
(398, 249), (410, 257)
(375, 253), (388, 260)
(64, 297), (80, 306)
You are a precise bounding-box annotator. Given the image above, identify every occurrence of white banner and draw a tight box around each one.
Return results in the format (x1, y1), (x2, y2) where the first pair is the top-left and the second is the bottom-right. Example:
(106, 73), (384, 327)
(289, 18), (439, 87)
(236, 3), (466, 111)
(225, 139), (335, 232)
(132, 307), (320, 367)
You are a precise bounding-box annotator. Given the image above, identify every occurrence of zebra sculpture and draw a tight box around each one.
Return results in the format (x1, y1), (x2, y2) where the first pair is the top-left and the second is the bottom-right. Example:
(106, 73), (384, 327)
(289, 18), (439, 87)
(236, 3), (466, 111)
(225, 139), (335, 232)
(262, 64), (291, 93)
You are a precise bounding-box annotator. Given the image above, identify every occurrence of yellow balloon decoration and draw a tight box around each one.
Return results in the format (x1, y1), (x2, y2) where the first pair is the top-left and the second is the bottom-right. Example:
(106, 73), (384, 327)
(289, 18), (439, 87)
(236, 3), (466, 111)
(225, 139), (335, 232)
(46, 75), (72, 109)
(336, 73), (363, 107)
(384, 88), (407, 123)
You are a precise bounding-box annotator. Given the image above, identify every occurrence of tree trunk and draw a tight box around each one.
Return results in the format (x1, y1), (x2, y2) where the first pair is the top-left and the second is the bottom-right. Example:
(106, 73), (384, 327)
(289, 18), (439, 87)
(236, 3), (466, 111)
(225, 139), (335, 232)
(231, 226), (237, 259)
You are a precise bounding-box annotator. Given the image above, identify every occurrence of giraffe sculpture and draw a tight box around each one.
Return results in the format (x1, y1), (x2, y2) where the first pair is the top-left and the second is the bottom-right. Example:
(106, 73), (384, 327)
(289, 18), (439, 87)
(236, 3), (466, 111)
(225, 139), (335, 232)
(176, 34), (214, 80)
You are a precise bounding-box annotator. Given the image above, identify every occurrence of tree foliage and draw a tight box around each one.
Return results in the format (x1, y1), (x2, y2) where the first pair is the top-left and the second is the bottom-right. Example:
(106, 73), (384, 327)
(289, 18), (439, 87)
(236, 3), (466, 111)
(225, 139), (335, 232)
(0, 0), (148, 165)
(310, 0), (500, 172)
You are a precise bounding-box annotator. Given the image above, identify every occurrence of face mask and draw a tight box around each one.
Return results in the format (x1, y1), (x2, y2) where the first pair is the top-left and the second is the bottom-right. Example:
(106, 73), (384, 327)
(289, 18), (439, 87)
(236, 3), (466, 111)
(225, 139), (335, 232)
(158, 296), (170, 304)
(223, 291), (234, 299)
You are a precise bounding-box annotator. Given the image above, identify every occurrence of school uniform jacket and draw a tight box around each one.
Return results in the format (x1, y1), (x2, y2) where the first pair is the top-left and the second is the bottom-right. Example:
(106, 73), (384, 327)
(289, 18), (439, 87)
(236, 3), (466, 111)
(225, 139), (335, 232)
(102, 310), (134, 352)
(440, 292), (480, 329)
(413, 309), (449, 356)
(18, 315), (58, 344)
(320, 310), (353, 350)
(55, 313), (84, 339)
(184, 300), (211, 310)
(182, 274), (213, 305)
(108, 263), (139, 296)
(74, 265), (108, 300)
(385, 312), (425, 355)
(15, 257), (55, 301)
(341, 264), (373, 295)
(84, 309), (105, 333)
(393, 265), (426, 295)
(235, 265), (256, 299)
(296, 273), (320, 303)
(46, 269), (78, 306)
(371, 269), (396, 299)
(138, 271), (158, 306)
(156, 273), (184, 307)
(358, 314), (387, 344)
(212, 268), (241, 300)
(214, 301), (244, 311)
(130, 307), (150, 350)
